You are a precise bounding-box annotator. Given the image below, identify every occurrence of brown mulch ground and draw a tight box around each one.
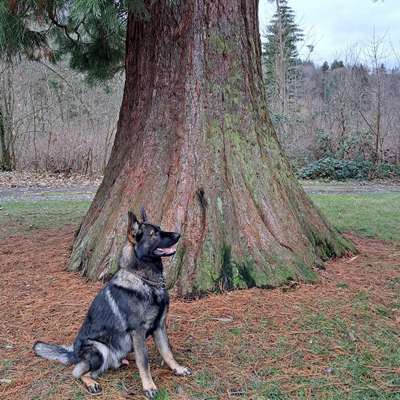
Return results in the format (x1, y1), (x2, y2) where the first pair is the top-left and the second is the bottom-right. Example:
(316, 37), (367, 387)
(0, 228), (399, 399)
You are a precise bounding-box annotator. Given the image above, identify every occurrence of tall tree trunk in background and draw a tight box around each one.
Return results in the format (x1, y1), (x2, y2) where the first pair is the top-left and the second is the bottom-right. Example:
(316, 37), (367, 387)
(374, 68), (382, 167)
(275, 0), (286, 115)
(0, 109), (13, 171)
(0, 64), (15, 171)
(68, 0), (353, 297)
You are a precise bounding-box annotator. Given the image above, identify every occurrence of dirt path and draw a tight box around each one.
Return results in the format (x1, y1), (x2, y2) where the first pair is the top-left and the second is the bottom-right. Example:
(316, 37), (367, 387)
(0, 228), (399, 399)
(1, 181), (399, 203)
(301, 180), (400, 195)
(0, 172), (100, 202)
(0, 185), (99, 202)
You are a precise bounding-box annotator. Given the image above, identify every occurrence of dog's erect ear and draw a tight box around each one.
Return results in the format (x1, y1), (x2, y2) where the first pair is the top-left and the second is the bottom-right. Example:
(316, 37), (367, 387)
(127, 211), (140, 244)
(140, 206), (148, 223)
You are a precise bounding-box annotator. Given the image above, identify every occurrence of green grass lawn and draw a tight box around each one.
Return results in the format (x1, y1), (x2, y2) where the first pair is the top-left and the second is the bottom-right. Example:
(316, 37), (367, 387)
(310, 193), (400, 242)
(1, 193), (399, 242)
(0, 200), (90, 239)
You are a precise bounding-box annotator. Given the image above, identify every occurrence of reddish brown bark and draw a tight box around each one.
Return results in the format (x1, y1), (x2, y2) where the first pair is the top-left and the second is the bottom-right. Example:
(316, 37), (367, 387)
(68, 0), (353, 297)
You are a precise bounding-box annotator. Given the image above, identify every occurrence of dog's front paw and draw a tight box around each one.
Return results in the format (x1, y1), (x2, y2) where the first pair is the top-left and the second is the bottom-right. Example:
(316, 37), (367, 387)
(174, 365), (192, 376)
(143, 388), (159, 399)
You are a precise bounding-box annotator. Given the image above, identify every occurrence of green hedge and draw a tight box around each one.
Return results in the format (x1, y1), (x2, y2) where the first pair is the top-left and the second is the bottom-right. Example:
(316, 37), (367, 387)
(299, 157), (400, 180)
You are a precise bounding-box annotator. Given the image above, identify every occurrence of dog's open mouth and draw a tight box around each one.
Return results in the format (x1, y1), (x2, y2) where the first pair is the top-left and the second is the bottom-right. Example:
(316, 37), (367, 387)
(153, 244), (177, 256)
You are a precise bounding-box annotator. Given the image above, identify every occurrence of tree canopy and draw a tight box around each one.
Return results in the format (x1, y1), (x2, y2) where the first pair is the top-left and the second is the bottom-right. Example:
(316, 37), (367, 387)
(0, 0), (149, 81)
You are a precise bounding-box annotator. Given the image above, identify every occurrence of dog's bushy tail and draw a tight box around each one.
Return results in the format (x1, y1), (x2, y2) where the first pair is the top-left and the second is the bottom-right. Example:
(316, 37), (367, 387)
(33, 341), (75, 365)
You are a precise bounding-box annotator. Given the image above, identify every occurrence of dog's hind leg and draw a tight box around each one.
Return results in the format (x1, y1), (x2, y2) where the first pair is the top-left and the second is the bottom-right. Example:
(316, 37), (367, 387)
(74, 342), (105, 395)
(132, 331), (158, 399)
(72, 361), (102, 395)
(72, 361), (90, 379)
(153, 324), (192, 377)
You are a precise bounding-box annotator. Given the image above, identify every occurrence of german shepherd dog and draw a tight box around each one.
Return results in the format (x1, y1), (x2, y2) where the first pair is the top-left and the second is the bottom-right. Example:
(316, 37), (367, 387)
(33, 209), (191, 398)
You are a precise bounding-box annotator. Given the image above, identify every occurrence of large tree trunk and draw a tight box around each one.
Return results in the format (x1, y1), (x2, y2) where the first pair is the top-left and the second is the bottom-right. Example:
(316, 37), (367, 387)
(68, 0), (353, 297)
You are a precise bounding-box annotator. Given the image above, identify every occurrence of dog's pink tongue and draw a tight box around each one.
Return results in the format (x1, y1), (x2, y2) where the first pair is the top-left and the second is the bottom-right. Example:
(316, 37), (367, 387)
(157, 244), (177, 255)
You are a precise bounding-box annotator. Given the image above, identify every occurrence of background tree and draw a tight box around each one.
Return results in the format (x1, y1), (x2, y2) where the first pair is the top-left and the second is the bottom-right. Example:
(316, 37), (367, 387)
(0, 62), (16, 170)
(261, 0), (304, 114)
(321, 61), (329, 73)
(0, 0), (352, 297)
(330, 60), (345, 70)
(0, 2), (51, 171)
(0, 2), (123, 173)
(263, 37), (400, 177)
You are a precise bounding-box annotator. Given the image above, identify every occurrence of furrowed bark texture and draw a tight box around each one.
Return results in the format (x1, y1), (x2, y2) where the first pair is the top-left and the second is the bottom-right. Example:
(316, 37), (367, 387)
(68, 0), (353, 296)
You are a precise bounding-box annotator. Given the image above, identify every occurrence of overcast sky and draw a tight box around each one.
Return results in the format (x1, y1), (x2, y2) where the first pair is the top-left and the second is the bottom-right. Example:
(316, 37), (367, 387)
(258, 0), (400, 67)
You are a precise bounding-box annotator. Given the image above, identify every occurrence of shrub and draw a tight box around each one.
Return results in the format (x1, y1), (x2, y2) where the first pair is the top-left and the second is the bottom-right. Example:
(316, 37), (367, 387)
(375, 163), (400, 178)
(299, 157), (400, 180)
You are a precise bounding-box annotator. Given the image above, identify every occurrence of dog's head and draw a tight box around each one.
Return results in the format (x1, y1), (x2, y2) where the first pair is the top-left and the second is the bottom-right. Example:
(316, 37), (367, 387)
(126, 208), (180, 261)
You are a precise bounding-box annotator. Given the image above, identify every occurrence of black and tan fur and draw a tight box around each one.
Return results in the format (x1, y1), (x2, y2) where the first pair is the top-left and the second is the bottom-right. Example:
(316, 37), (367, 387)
(33, 209), (191, 398)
